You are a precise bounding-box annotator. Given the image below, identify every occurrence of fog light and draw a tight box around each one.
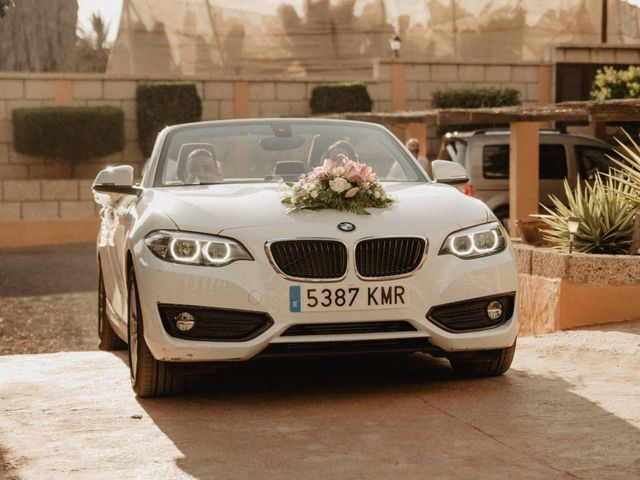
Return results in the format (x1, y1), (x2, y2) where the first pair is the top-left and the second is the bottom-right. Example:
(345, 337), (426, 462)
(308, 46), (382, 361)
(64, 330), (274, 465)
(175, 312), (196, 332)
(486, 300), (503, 321)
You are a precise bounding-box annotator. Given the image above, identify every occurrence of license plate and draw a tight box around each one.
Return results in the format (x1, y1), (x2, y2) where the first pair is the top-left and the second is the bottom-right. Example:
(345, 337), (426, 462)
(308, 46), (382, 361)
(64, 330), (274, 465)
(289, 284), (407, 312)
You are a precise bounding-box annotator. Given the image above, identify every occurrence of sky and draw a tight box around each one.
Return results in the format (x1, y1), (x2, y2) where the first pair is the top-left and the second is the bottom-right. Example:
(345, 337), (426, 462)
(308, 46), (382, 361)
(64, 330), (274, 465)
(78, 0), (640, 44)
(77, 0), (123, 42)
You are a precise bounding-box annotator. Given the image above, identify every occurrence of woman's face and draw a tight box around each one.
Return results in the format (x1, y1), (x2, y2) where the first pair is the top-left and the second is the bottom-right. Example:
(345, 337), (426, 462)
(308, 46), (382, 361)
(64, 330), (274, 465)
(189, 155), (219, 182)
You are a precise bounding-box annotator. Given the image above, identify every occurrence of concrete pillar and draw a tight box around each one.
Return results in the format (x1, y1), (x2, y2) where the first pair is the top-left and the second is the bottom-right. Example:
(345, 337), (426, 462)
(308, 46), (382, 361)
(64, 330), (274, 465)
(391, 62), (406, 112)
(233, 80), (250, 118)
(54, 80), (73, 106)
(537, 65), (553, 129)
(537, 65), (552, 106)
(509, 122), (540, 236)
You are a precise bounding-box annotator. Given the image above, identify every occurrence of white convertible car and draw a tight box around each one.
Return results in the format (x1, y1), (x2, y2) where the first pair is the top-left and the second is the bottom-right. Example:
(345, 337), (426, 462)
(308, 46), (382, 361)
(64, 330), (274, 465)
(93, 119), (518, 397)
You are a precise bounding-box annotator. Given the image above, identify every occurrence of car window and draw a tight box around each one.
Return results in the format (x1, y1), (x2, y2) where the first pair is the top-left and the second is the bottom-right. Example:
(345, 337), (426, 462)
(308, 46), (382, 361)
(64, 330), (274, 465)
(482, 144), (568, 179)
(575, 145), (614, 180)
(154, 121), (424, 186)
(539, 145), (567, 179)
(447, 140), (467, 166)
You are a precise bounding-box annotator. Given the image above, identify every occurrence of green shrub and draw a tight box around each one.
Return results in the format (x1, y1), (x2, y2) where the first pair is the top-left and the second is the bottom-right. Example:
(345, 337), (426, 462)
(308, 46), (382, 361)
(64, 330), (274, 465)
(310, 84), (373, 114)
(432, 87), (521, 135)
(12, 106), (124, 161)
(432, 87), (521, 109)
(591, 65), (640, 101)
(538, 175), (636, 254)
(136, 83), (202, 156)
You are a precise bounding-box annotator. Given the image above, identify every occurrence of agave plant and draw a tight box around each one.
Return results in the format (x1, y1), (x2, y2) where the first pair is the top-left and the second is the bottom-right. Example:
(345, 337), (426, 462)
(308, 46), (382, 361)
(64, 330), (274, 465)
(537, 174), (636, 254)
(606, 131), (640, 208)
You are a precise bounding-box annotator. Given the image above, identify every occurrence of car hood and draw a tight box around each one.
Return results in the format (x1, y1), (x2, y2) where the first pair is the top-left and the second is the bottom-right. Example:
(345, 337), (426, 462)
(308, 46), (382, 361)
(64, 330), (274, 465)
(147, 182), (489, 237)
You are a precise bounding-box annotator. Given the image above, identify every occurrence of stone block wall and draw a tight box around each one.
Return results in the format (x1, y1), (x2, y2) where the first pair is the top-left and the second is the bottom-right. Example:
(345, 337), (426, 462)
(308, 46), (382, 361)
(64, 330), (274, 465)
(0, 179), (96, 221)
(399, 61), (541, 112)
(0, 63), (542, 181)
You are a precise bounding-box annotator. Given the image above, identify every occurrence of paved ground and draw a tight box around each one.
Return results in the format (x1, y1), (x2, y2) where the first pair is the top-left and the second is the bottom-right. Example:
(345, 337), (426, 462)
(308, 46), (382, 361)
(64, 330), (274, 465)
(0, 243), (97, 354)
(1, 244), (639, 479)
(1, 322), (639, 480)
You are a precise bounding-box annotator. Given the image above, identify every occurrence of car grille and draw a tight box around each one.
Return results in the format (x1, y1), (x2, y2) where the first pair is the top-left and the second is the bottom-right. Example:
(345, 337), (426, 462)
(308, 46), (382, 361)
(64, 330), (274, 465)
(427, 294), (515, 332)
(355, 237), (426, 278)
(158, 305), (273, 342)
(281, 321), (417, 336)
(268, 240), (347, 280)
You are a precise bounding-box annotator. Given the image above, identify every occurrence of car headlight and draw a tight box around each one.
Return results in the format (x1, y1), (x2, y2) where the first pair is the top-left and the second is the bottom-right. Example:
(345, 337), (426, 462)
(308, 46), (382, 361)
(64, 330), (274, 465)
(144, 230), (253, 267)
(439, 222), (507, 259)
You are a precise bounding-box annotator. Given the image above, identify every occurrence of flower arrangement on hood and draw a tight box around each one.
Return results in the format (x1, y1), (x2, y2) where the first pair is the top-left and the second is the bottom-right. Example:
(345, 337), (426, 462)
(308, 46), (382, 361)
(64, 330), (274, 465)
(282, 154), (395, 215)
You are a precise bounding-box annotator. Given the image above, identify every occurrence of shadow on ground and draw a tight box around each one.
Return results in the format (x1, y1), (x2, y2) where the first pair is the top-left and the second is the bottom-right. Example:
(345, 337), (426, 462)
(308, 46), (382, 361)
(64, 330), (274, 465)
(134, 353), (640, 479)
(0, 243), (97, 354)
(0, 243), (96, 297)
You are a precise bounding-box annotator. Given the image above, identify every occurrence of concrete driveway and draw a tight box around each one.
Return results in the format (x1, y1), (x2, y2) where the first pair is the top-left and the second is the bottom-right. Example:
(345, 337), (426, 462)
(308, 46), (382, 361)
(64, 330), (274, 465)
(1, 322), (639, 479)
(1, 244), (639, 479)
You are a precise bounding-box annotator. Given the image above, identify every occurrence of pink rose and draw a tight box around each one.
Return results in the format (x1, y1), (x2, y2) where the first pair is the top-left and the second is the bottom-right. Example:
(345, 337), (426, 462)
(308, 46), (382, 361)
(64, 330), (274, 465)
(343, 159), (359, 181)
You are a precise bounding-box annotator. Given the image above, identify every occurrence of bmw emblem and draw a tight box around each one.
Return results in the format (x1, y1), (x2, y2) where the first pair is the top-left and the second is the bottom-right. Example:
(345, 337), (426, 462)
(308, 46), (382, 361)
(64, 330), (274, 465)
(337, 222), (356, 232)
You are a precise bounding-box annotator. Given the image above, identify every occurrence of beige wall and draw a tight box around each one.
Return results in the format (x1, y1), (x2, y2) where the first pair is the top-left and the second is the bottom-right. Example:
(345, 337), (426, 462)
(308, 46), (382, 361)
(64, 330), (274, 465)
(0, 62), (544, 243)
(0, 62), (542, 180)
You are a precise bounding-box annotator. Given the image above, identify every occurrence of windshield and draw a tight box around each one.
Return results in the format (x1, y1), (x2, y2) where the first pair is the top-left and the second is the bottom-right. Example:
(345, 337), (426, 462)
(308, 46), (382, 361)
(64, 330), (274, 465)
(153, 120), (424, 186)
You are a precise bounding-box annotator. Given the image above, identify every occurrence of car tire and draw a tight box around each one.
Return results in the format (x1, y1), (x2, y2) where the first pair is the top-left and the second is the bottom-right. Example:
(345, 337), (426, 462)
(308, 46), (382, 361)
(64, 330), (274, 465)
(98, 266), (126, 351)
(127, 267), (182, 398)
(449, 339), (516, 377)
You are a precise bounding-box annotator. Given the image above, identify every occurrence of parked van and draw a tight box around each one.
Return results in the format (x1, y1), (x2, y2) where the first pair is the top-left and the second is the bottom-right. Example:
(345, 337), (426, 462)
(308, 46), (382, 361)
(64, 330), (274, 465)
(440, 129), (615, 225)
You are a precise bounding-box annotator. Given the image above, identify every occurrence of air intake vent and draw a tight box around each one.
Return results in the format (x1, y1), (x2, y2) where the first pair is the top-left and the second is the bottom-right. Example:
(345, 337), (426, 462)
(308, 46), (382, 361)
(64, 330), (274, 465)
(282, 321), (417, 336)
(268, 239), (347, 280)
(355, 237), (426, 278)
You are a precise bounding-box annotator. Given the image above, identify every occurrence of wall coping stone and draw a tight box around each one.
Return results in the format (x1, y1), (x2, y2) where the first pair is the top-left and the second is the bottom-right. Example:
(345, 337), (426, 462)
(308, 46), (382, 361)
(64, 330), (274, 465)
(513, 243), (640, 286)
(0, 72), (378, 84)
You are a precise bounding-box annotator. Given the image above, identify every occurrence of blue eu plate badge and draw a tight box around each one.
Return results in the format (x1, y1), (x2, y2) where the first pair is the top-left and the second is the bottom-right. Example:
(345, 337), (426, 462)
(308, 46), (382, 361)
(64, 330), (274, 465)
(289, 285), (301, 312)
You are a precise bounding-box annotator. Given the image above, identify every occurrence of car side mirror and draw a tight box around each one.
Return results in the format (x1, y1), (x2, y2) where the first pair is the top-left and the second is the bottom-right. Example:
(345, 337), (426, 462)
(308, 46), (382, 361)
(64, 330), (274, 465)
(431, 160), (469, 186)
(92, 165), (141, 196)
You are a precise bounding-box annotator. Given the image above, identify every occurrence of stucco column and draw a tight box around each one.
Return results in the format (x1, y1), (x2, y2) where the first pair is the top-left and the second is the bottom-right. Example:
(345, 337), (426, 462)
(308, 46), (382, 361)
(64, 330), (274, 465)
(509, 122), (540, 236)
(391, 62), (406, 112)
(537, 65), (552, 106)
(233, 80), (249, 118)
(54, 80), (73, 106)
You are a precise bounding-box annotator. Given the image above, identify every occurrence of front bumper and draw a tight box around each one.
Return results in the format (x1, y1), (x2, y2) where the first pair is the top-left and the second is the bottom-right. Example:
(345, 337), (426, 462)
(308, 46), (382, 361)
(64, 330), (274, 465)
(134, 243), (519, 363)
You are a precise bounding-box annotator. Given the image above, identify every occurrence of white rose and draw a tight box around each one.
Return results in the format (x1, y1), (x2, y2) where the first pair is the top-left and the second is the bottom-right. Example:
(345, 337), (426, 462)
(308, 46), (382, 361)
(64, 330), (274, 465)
(329, 177), (350, 193)
(374, 190), (381, 198)
(310, 190), (319, 199)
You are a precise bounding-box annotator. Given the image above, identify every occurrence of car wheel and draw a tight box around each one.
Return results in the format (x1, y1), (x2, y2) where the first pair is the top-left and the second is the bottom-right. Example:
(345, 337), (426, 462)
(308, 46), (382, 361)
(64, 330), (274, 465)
(127, 267), (181, 397)
(98, 266), (126, 351)
(449, 340), (516, 377)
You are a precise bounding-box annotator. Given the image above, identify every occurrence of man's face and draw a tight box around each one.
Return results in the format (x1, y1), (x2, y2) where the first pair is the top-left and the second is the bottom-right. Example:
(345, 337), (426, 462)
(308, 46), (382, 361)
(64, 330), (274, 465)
(407, 141), (419, 156)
